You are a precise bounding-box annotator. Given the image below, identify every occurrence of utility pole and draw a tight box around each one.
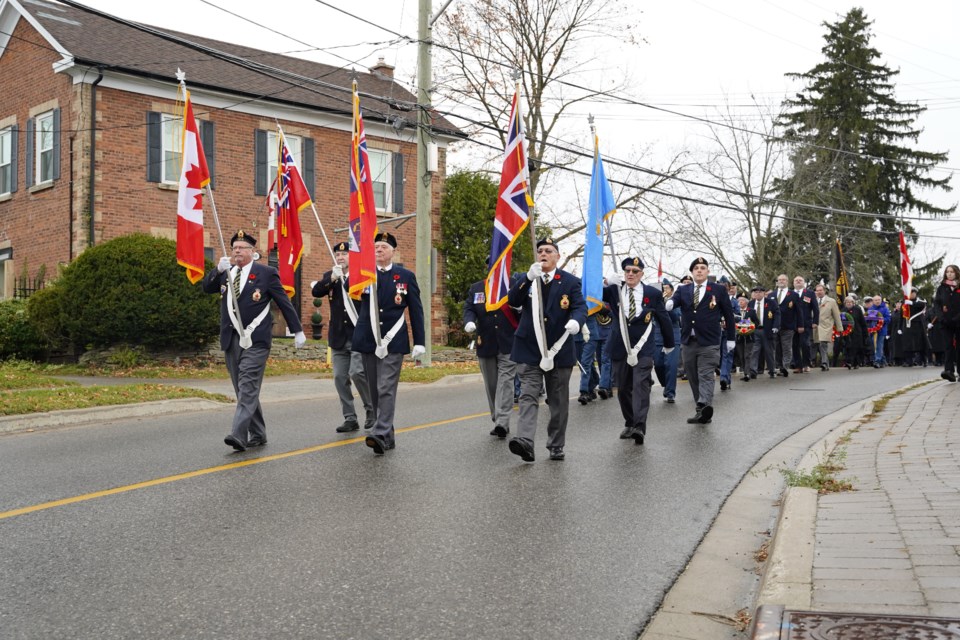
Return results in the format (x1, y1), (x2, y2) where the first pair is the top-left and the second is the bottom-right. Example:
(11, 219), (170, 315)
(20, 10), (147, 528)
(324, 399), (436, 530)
(416, 0), (434, 365)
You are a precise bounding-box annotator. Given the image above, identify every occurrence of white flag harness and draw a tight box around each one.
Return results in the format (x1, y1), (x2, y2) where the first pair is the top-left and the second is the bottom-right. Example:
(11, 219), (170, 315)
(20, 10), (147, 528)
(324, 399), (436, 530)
(618, 285), (654, 367)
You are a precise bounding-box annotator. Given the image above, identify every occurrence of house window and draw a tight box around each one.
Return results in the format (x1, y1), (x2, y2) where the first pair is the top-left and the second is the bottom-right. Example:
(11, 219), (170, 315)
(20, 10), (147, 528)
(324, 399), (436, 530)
(161, 113), (184, 184)
(0, 127), (12, 195)
(35, 111), (55, 184)
(367, 148), (392, 212)
(267, 131), (301, 182)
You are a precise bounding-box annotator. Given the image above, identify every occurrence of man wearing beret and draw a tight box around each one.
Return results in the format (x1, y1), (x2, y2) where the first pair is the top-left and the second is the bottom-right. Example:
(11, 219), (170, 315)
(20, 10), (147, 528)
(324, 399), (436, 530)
(604, 258), (675, 444)
(746, 285), (781, 380)
(773, 274), (803, 377)
(506, 239), (587, 462)
(203, 229), (306, 451)
(352, 232), (426, 455)
(666, 257), (735, 424)
(312, 241), (374, 433)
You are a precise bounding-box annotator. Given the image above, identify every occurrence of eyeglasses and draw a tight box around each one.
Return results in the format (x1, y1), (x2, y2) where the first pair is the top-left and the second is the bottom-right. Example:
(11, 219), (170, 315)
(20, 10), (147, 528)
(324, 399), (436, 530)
(623, 268), (642, 274)
(233, 245), (254, 251)
(536, 248), (557, 255)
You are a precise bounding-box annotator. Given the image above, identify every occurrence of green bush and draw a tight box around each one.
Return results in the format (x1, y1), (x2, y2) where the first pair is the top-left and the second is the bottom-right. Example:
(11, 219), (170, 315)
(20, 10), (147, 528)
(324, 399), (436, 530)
(51, 233), (220, 350)
(0, 299), (47, 360)
(25, 285), (67, 351)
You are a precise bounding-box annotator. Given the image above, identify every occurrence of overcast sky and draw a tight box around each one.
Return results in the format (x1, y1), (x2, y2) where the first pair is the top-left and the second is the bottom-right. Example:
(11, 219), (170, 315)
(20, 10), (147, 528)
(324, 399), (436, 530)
(67, 0), (960, 273)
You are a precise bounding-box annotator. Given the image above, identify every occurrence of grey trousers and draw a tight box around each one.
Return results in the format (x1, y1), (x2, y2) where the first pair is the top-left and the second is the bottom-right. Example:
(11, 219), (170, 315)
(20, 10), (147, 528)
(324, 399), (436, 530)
(750, 332), (776, 376)
(515, 362), (571, 449)
(775, 329), (795, 371)
(362, 352), (404, 444)
(818, 341), (830, 369)
(332, 341), (373, 424)
(681, 342), (720, 407)
(614, 356), (654, 434)
(224, 335), (270, 445)
(478, 353), (517, 429)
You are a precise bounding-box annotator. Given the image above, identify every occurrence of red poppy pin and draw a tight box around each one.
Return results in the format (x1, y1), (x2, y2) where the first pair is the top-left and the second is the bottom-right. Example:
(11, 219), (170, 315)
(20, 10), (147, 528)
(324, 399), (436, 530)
(393, 274), (400, 281)
(553, 274), (560, 280)
(248, 274), (256, 281)
(643, 297), (650, 305)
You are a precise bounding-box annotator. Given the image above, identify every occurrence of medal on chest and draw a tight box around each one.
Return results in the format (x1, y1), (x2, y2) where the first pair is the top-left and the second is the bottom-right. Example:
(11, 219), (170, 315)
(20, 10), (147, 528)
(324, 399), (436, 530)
(560, 294), (570, 310)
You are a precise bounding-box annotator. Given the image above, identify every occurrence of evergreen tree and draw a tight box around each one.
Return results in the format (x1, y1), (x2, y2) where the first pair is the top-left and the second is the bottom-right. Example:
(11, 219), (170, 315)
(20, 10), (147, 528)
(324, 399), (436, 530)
(763, 8), (953, 292)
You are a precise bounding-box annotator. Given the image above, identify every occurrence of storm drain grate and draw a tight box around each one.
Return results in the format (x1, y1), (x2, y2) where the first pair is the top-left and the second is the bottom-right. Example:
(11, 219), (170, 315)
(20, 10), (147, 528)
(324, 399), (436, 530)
(750, 606), (960, 639)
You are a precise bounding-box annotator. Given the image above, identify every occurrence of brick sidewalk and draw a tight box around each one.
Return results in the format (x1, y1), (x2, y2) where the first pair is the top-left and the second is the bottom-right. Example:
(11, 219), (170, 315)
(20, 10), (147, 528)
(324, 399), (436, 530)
(813, 381), (960, 616)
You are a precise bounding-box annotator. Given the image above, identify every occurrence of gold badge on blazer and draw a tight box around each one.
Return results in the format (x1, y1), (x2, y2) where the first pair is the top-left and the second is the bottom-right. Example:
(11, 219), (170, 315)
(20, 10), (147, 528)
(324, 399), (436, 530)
(252, 289), (262, 302)
(788, 301), (794, 308)
(560, 294), (570, 309)
(709, 296), (716, 309)
(767, 311), (774, 319)
(644, 311), (651, 323)
(395, 294), (403, 304)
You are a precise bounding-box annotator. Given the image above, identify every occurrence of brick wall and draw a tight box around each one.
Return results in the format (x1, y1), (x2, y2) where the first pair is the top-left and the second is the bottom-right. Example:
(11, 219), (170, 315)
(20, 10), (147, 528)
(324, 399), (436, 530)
(0, 15), (450, 344)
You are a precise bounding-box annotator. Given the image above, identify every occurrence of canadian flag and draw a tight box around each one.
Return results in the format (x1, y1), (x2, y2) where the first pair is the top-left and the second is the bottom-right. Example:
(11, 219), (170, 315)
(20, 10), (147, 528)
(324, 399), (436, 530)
(899, 230), (913, 321)
(176, 88), (210, 284)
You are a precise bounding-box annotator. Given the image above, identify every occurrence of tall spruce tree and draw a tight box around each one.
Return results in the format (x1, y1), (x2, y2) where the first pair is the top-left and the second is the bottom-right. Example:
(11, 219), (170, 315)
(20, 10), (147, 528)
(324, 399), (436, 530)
(765, 8), (953, 293)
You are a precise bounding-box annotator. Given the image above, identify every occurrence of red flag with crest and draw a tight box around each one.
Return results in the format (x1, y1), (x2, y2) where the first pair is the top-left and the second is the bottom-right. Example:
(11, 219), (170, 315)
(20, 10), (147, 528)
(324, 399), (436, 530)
(348, 81), (378, 300)
(275, 130), (310, 298)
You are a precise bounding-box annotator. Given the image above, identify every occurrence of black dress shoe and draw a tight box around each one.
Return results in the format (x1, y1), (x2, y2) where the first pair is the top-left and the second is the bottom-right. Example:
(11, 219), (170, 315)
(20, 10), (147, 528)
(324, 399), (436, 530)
(820, 364), (828, 371)
(589, 390), (598, 400)
(686, 405), (703, 424)
(365, 435), (387, 455)
(224, 435), (246, 451)
(768, 372), (776, 379)
(548, 447), (565, 460)
(597, 388), (611, 400)
(750, 373), (757, 379)
(490, 425), (509, 438)
(741, 375), (750, 382)
(619, 427), (632, 439)
(720, 380), (728, 391)
(247, 439), (267, 448)
(698, 405), (714, 424)
(508, 438), (535, 462)
(665, 397), (675, 404)
(336, 420), (360, 433)
(779, 368), (789, 377)
(578, 392), (591, 405)
(630, 429), (645, 445)
(942, 371), (958, 382)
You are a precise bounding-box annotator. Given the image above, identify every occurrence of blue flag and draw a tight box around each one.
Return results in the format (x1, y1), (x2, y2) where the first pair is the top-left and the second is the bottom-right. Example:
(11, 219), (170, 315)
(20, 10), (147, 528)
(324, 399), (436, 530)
(582, 135), (616, 315)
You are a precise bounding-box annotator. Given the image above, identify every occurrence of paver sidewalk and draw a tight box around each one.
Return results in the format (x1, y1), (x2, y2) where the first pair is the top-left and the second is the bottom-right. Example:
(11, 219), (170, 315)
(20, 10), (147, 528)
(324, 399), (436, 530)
(813, 380), (960, 616)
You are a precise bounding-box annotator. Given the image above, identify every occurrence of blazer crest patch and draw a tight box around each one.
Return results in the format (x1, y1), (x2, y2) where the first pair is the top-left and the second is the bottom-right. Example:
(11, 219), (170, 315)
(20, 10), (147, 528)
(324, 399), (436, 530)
(708, 296), (716, 309)
(644, 311), (651, 323)
(252, 288), (262, 302)
(560, 294), (570, 309)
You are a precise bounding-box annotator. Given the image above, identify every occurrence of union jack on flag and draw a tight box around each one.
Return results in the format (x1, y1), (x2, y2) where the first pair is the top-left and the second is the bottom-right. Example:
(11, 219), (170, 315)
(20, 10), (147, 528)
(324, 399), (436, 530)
(485, 91), (532, 311)
(275, 130), (310, 298)
(348, 81), (377, 300)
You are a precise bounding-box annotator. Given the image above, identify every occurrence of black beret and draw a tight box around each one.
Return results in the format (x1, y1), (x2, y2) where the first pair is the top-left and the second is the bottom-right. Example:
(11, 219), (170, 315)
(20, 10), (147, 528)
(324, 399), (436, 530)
(689, 256), (708, 271)
(332, 241), (349, 252)
(230, 229), (257, 247)
(536, 238), (558, 251)
(751, 285), (765, 292)
(374, 232), (397, 248)
(621, 257), (644, 270)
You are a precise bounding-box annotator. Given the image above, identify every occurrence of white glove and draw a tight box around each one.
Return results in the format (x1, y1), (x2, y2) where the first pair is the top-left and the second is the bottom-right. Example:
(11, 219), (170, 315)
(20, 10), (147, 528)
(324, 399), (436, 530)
(217, 256), (231, 273)
(411, 345), (426, 358)
(310, 280), (318, 289)
(294, 331), (306, 348)
(464, 322), (477, 334)
(581, 324), (591, 342)
(565, 320), (580, 335)
(527, 262), (543, 281)
(375, 344), (389, 359)
(662, 346), (674, 355)
(331, 264), (344, 281)
(903, 299), (912, 306)
(665, 298), (675, 312)
(897, 329), (903, 335)
(772, 327), (779, 334)
(726, 340), (736, 351)
(606, 272), (621, 288)
(928, 323), (934, 330)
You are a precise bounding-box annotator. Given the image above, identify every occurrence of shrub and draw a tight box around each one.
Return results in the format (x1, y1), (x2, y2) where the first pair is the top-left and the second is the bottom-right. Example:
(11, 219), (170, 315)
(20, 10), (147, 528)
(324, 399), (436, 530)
(53, 233), (219, 350)
(0, 299), (47, 360)
(25, 285), (67, 351)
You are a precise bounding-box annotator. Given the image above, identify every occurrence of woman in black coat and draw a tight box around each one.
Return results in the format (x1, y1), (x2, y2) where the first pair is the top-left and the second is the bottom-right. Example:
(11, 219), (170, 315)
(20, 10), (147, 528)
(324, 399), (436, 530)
(899, 289), (927, 366)
(841, 296), (868, 369)
(931, 264), (960, 382)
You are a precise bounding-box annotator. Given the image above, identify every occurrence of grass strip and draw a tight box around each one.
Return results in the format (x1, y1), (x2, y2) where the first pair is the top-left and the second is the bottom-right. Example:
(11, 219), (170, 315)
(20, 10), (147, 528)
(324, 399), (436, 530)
(0, 384), (231, 416)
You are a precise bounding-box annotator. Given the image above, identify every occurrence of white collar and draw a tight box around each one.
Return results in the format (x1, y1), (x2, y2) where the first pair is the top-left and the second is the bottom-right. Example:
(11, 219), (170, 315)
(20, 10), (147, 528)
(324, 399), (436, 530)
(543, 269), (556, 281)
(378, 263), (393, 272)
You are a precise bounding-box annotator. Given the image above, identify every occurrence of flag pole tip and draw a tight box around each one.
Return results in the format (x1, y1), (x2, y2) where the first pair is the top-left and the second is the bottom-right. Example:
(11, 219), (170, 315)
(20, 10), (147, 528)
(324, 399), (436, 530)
(175, 68), (186, 83)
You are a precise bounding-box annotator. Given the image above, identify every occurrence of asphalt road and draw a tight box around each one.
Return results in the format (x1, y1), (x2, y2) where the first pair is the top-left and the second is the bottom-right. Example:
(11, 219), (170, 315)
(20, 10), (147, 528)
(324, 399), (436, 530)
(0, 365), (936, 639)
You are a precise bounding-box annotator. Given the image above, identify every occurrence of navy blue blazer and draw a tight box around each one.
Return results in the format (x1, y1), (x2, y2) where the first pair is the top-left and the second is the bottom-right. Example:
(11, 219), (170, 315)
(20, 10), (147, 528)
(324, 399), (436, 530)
(747, 295), (781, 340)
(603, 283), (674, 360)
(674, 281), (736, 346)
(463, 280), (518, 357)
(352, 265), (425, 355)
(775, 289), (804, 331)
(508, 269), (587, 368)
(312, 271), (358, 350)
(202, 261), (303, 350)
(795, 288), (820, 330)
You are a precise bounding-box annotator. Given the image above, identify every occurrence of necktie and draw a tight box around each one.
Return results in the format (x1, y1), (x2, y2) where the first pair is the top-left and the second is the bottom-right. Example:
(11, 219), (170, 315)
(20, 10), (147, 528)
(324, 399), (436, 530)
(628, 288), (636, 320)
(542, 273), (551, 285)
(694, 285), (701, 307)
(778, 289), (784, 304)
(232, 268), (242, 300)
(758, 299), (764, 326)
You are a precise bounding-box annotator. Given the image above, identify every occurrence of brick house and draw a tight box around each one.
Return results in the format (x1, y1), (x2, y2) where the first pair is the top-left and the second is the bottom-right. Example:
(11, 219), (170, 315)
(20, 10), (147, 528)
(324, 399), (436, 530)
(0, 0), (462, 343)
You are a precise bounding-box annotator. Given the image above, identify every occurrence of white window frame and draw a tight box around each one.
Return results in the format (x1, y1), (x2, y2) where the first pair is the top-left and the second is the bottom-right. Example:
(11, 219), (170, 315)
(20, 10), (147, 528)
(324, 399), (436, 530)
(160, 113), (183, 185)
(366, 147), (392, 212)
(0, 127), (11, 195)
(266, 131), (301, 186)
(35, 111), (55, 184)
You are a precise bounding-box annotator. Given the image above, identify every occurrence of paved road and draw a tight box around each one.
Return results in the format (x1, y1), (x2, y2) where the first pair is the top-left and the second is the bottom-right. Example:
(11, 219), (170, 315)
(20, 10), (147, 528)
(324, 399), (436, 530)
(0, 366), (936, 639)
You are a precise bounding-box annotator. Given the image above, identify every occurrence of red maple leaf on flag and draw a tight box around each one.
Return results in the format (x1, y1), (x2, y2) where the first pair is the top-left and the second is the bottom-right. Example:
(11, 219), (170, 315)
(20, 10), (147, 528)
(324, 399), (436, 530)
(185, 164), (206, 209)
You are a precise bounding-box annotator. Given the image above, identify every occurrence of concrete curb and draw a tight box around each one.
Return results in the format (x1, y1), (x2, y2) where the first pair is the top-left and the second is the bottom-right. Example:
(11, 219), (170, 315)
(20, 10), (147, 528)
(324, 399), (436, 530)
(640, 396), (876, 640)
(0, 398), (229, 435)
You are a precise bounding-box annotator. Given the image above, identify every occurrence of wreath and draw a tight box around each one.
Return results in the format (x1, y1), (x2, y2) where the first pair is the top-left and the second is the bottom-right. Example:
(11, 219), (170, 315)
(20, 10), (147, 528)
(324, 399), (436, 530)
(735, 320), (755, 336)
(833, 311), (853, 339)
(866, 316), (885, 335)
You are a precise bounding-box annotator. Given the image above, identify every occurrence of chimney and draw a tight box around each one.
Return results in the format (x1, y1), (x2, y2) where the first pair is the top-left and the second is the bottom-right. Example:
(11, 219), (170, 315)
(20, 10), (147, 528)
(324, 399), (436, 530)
(371, 57), (394, 79)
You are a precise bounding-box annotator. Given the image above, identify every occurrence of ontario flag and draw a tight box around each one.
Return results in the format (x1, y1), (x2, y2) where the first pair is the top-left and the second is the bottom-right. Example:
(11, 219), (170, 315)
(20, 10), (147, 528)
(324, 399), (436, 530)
(265, 181), (278, 251)
(899, 230), (913, 320)
(176, 85), (209, 284)
(275, 128), (310, 298)
(348, 81), (378, 300)
(485, 90), (532, 311)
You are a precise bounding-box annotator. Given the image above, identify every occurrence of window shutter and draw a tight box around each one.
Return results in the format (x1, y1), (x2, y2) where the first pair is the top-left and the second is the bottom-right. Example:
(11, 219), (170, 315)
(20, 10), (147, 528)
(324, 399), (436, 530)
(254, 129), (267, 195)
(146, 112), (162, 183)
(302, 137), (315, 200)
(51, 107), (61, 181)
(9, 127), (17, 193)
(200, 120), (215, 190)
(392, 152), (404, 213)
(25, 118), (34, 188)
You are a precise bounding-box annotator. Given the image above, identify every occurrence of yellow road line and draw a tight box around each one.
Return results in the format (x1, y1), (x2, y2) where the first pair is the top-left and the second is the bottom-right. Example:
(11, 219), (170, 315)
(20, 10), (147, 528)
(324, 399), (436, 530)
(0, 411), (489, 521)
